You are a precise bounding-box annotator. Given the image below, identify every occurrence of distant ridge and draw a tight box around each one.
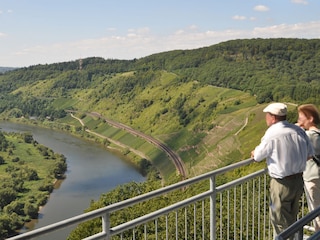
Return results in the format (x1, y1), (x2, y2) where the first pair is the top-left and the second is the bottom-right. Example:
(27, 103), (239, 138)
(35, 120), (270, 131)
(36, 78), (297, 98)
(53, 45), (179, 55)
(0, 66), (17, 73)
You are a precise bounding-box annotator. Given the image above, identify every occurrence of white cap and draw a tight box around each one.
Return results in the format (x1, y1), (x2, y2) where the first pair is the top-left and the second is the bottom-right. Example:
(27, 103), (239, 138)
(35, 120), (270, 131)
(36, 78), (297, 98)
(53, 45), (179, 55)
(263, 103), (287, 116)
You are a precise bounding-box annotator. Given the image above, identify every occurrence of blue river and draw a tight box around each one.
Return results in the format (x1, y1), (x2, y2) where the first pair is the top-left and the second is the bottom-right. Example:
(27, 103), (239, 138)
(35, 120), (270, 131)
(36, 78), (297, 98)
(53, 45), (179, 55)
(0, 121), (145, 240)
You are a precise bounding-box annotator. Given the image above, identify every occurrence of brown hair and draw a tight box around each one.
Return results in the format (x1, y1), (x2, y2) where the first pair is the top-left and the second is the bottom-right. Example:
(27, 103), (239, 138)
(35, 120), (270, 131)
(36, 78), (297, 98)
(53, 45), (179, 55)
(298, 104), (320, 125)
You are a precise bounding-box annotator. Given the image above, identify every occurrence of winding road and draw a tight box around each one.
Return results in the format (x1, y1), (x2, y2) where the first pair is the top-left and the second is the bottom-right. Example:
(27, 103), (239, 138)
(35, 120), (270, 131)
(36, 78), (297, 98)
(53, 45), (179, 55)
(70, 111), (186, 179)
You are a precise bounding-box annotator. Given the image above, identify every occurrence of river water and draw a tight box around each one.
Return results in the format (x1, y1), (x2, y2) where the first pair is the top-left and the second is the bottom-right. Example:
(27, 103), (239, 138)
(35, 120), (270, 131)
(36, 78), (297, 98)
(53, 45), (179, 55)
(0, 121), (145, 240)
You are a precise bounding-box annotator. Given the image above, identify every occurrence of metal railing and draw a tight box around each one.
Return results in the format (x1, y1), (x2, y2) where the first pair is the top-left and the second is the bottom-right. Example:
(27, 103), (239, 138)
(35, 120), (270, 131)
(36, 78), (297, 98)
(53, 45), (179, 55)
(275, 206), (320, 240)
(6, 158), (314, 240)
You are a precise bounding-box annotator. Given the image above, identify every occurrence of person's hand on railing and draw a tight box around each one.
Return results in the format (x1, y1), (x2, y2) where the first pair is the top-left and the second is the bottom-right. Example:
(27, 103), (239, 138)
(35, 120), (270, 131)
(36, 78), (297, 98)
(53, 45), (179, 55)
(250, 150), (257, 162)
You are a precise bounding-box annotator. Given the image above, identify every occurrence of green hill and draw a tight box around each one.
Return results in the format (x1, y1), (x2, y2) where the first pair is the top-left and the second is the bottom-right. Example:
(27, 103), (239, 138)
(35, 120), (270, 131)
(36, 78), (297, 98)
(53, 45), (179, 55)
(0, 38), (319, 181)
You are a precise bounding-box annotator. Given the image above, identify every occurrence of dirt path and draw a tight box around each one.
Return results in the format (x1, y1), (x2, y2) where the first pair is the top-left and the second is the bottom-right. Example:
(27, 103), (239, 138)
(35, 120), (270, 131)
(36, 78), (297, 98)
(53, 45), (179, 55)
(70, 113), (84, 126)
(234, 117), (248, 136)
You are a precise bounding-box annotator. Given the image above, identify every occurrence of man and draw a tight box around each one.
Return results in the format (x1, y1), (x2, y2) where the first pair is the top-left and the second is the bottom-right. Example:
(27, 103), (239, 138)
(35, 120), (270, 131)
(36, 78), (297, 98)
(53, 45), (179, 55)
(251, 102), (313, 239)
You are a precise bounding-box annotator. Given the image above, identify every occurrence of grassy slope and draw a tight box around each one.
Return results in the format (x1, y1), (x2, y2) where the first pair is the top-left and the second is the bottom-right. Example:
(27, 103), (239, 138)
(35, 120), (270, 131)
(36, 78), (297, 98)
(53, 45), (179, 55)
(48, 72), (261, 179)
(8, 69), (298, 180)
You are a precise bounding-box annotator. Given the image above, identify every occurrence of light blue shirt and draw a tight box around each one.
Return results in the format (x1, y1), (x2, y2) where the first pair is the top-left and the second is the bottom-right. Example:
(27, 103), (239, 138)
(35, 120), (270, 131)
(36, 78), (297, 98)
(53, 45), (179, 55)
(254, 121), (313, 179)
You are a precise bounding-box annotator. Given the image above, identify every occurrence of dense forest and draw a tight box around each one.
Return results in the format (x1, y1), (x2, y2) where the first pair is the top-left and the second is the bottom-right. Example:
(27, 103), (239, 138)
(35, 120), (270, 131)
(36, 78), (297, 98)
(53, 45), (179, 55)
(0, 38), (320, 238)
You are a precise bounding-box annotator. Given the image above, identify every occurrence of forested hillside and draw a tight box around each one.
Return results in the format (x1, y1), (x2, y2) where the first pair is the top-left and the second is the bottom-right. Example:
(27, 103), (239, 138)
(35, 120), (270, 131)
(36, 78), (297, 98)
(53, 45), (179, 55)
(1, 38), (320, 105)
(138, 38), (320, 104)
(0, 38), (319, 180)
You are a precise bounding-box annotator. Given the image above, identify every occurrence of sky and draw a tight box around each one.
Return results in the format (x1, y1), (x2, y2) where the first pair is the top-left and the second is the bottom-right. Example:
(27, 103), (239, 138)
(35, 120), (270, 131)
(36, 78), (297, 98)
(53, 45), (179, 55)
(0, 0), (320, 68)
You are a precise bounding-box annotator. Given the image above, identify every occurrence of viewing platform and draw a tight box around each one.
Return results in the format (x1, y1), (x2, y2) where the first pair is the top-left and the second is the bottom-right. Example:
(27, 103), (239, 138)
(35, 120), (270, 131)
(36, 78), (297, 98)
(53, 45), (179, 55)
(6, 158), (319, 240)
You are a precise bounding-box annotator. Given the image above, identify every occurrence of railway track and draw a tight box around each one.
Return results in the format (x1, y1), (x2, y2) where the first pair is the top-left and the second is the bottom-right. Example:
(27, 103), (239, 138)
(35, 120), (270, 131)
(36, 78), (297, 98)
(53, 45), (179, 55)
(74, 111), (186, 179)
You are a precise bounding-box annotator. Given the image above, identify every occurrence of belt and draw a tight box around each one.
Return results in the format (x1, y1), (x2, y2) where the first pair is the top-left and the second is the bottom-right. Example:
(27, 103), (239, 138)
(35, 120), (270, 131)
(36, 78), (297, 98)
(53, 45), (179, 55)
(281, 172), (303, 180)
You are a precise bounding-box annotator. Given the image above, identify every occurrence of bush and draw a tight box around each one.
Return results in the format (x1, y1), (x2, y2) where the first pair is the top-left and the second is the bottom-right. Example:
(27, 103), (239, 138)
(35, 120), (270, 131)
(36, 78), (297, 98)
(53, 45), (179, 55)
(39, 182), (54, 193)
(0, 156), (5, 165)
(24, 203), (38, 219)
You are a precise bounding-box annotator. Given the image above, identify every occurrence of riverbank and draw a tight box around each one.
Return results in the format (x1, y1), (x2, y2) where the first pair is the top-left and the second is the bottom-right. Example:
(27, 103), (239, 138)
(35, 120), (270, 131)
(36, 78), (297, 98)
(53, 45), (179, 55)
(0, 126), (69, 238)
(19, 178), (64, 232)
(0, 121), (146, 239)
(1, 116), (156, 178)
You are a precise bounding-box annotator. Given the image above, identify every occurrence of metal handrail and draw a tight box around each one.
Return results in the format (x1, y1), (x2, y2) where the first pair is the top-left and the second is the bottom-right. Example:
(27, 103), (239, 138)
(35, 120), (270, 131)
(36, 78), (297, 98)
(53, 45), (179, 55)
(6, 158), (256, 240)
(275, 206), (320, 240)
(7, 157), (315, 240)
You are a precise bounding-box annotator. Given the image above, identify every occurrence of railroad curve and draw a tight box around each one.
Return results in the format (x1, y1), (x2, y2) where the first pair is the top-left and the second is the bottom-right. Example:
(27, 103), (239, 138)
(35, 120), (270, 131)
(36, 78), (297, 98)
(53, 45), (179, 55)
(70, 111), (186, 179)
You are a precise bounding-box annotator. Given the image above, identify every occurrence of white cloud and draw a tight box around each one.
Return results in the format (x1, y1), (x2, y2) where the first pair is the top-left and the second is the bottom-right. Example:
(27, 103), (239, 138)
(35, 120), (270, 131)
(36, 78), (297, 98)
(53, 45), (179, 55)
(7, 21), (320, 67)
(254, 5), (270, 12)
(252, 21), (320, 38)
(232, 15), (247, 20)
(291, 0), (308, 5)
(189, 25), (198, 30)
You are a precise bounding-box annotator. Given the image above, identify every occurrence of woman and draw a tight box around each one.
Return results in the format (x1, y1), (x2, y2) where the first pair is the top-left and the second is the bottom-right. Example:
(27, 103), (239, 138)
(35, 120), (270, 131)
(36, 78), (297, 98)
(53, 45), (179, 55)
(297, 104), (320, 231)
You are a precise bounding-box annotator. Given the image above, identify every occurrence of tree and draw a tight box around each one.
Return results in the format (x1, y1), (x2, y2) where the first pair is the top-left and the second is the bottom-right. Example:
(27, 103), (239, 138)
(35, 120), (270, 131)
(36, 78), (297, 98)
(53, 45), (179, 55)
(52, 158), (67, 178)
(0, 156), (5, 165)
(0, 189), (17, 208)
(0, 131), (8, 151)
(24, 202), (38, 218)
(27, 168), (39, 181)
(3, 201), (25, 215)
(23, 133), (34, 143)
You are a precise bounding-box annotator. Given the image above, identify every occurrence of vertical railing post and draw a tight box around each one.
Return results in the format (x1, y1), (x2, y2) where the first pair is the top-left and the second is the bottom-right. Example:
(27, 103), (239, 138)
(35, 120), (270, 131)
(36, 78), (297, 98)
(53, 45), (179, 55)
(296, 228), (303, 240)
(210, 175), (216, 240)
(102, 212), (111, 240)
